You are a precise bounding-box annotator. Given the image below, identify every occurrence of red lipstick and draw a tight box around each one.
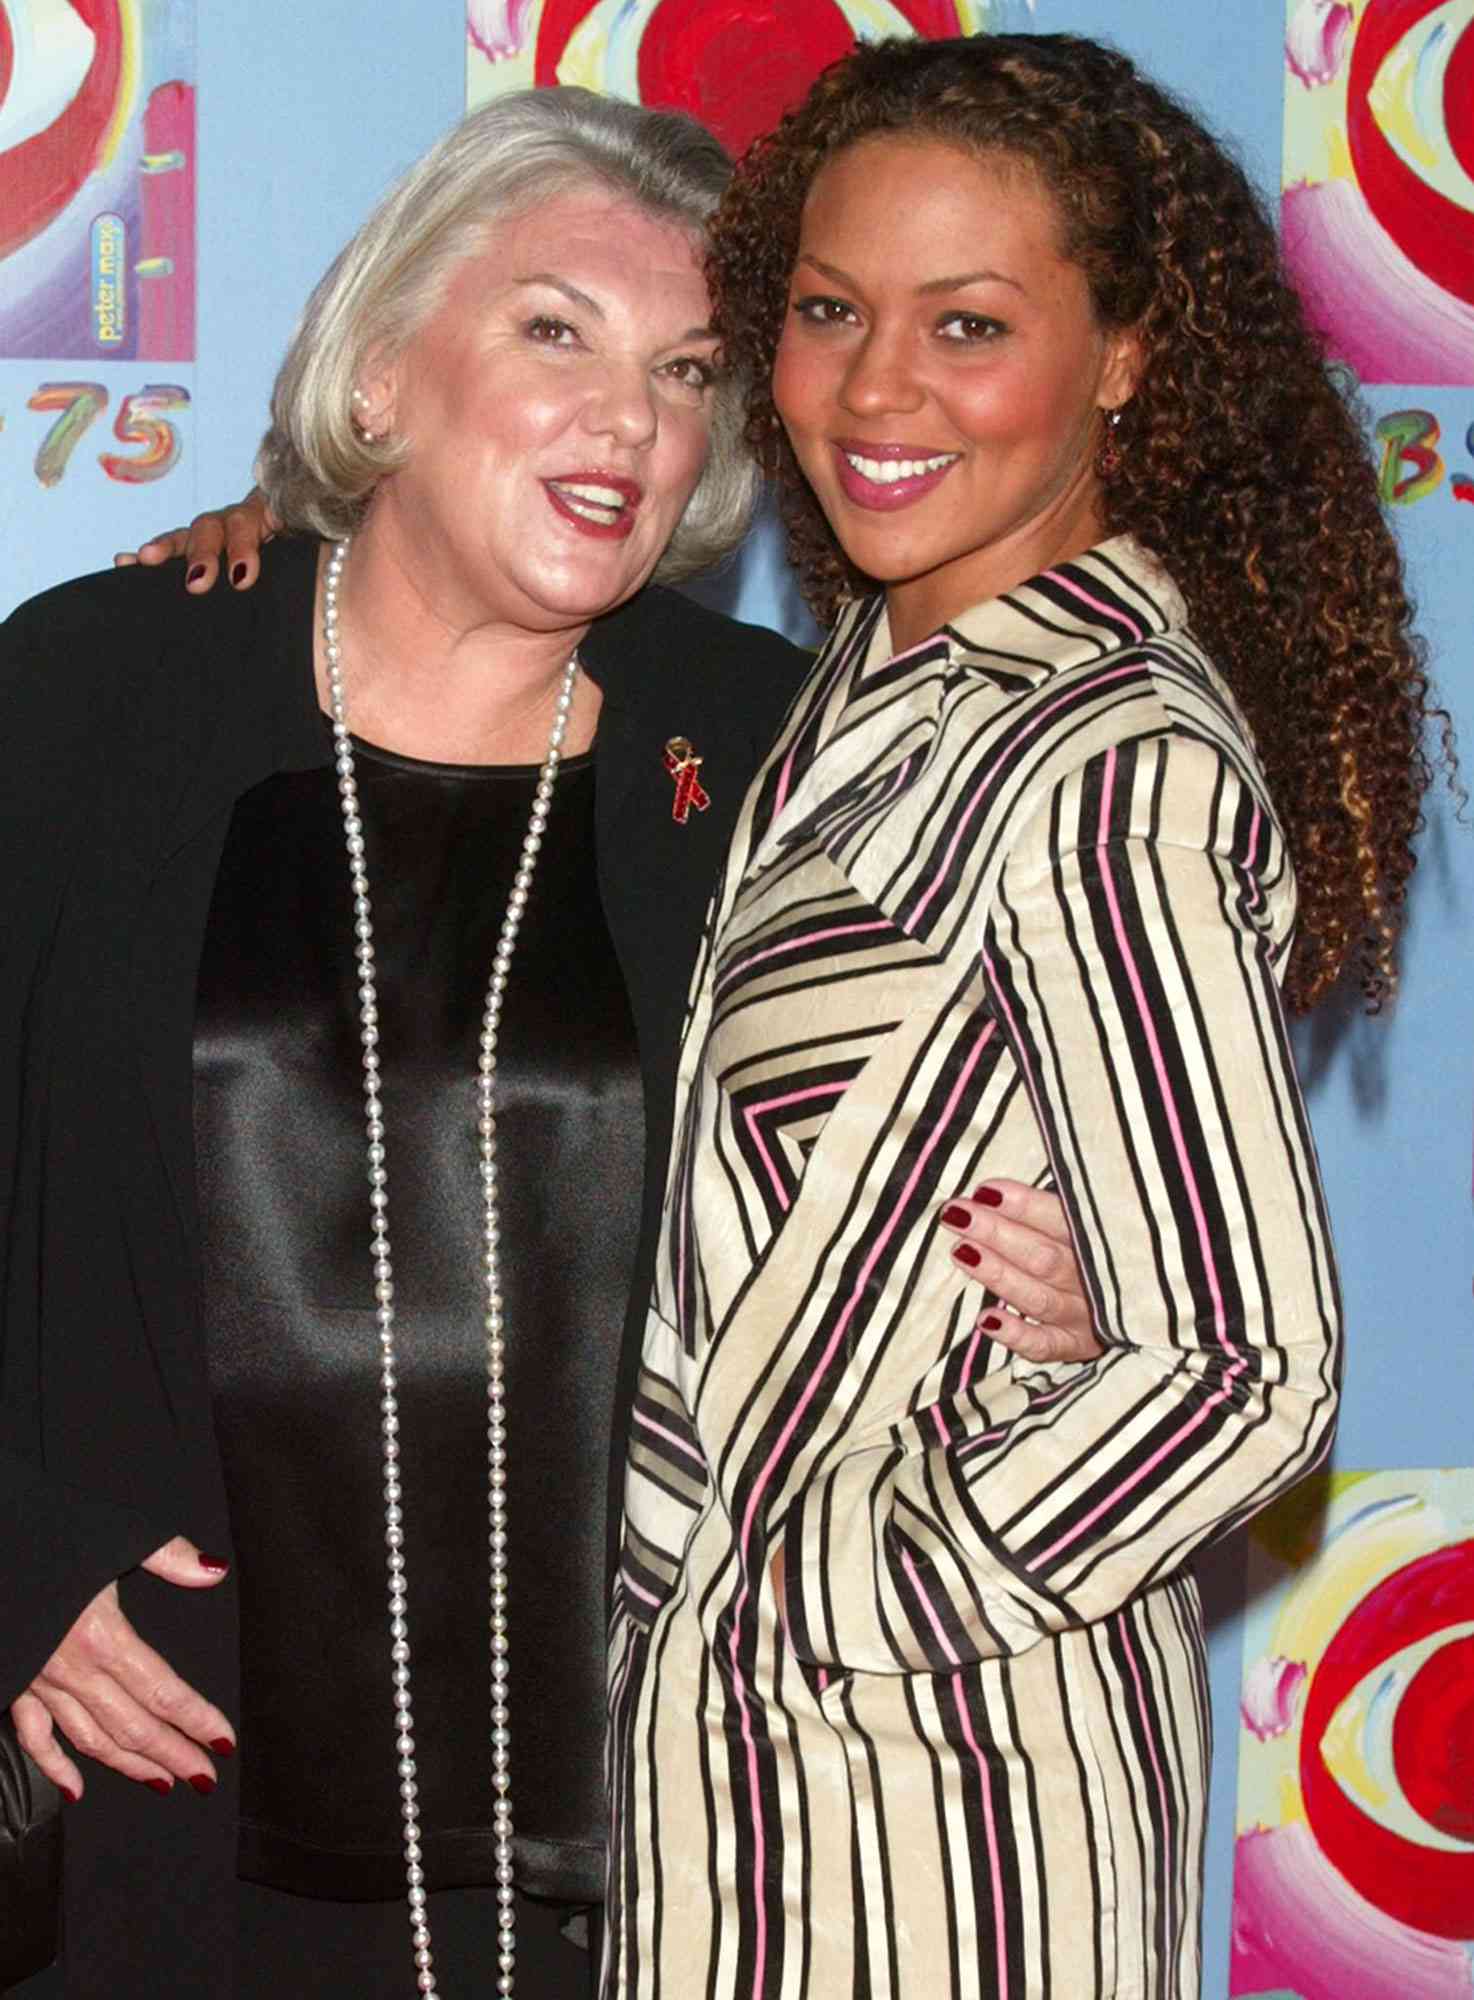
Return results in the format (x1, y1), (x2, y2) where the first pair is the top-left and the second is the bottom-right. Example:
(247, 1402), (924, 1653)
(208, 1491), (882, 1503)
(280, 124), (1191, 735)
(543, 472), (644, 540)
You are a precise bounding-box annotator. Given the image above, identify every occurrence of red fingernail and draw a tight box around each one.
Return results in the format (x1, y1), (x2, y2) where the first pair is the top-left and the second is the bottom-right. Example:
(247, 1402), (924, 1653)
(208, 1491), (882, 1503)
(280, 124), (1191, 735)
(146, 1779), (174, 1797)
(230, 562), (247, 586)
(210, 1737), (236, 1757)
(61, 1783), (81, 1804)
(186, 563), (206, 585)
(954, 1243), (981, 1267)
(196, 1552), (229, 1574)
(939, 1205), (971, 1230)
(188, 1774), (217, 1797)
(970, 1186), (1004, 1207)
(980, 1313), (1002, 1331)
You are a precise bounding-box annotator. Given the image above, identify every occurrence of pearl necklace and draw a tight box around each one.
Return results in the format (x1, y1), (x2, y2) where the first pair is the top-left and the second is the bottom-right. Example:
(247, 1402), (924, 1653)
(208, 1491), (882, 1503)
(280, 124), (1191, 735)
(322, 537), (579, 1997)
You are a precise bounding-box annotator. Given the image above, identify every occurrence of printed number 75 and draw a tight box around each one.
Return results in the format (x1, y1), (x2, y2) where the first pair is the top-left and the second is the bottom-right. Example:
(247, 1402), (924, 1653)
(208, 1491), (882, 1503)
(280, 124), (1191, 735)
(28, 382), (189, 486)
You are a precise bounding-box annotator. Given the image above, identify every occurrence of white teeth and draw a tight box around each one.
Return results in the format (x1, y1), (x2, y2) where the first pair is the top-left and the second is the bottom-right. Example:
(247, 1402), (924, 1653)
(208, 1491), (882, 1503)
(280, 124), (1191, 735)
(555, 480), (628, 508)
(548, 479), (631, 524)
(843, 450), (956, 485)
(558, 496), (621, 524)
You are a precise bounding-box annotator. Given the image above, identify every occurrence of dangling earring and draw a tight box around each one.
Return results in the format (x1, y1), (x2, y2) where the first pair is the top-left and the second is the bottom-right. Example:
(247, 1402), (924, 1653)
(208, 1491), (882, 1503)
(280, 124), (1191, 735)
(1096, 406), (1124, 482)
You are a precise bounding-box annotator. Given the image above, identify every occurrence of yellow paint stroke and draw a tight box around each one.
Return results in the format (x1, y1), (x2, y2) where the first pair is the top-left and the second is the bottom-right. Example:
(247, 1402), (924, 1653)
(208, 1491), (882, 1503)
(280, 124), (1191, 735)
(1277, 1769), (1308, 1827)
(1271, 1491), (1440, 1667)
(1327, 121), (1354, 179)
(555, 5), (616, 92)
(1320, 1679), (1389, 1808)
(1282, 0), (1363, 190)
(938, 0), (1042, 25)
(1372, 37), (1436, 166)
(843, 0), (947, 38)
(97, 0), (143, 175)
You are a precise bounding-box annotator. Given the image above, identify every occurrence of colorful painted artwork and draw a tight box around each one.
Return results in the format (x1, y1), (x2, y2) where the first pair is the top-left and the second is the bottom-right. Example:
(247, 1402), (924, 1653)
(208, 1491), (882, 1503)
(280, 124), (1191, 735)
(1375, 406), (1474, 506)
(0, 0), (196, 360)
(1282, 0), (1474, 385)
(468, 0), (1037, 153)
(1230, 1469), (1474, 2000)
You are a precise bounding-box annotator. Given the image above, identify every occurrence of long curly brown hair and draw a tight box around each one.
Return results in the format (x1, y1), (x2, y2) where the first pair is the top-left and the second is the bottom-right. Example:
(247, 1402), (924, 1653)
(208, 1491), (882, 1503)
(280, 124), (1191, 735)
(707, 32), (1449, 1013)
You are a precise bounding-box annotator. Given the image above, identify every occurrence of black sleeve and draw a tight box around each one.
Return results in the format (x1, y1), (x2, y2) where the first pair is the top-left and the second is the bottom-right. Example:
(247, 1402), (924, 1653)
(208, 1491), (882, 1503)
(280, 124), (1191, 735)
(0, 579), (185, 1700)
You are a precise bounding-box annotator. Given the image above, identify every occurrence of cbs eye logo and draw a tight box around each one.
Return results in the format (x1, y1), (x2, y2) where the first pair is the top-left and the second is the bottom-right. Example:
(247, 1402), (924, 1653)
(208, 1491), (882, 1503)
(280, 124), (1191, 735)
(502, 0), (989, 156)
(1345, 0), (1474, 311)
(0, 0), (126, 264)
(1298, 1533), (1474, 1939)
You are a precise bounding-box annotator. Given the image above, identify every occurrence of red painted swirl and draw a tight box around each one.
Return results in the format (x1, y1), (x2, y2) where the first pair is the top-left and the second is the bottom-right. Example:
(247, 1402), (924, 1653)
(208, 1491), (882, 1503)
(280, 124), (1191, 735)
(532, 0), (963, 155)
(1299, 1539), (1474, 1939)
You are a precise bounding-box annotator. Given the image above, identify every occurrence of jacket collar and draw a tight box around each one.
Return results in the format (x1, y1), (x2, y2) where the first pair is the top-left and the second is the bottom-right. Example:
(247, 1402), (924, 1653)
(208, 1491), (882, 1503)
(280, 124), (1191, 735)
(858, 535), (1186, 681)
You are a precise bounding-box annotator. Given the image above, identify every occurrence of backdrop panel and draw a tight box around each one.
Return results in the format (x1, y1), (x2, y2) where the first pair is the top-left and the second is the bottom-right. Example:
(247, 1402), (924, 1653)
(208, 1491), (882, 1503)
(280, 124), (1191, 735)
(0, 6), (1469, 1994)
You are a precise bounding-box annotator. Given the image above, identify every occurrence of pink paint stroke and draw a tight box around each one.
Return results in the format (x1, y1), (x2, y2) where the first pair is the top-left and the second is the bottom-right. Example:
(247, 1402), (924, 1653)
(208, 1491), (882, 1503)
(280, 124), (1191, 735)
(1240, 1654), (1308, 1741)
(1231, 1823), (1473, 1998)
(1282, 179), (1474, 387)
(1285, 0), (1352, 88)
(467, 0), (535, 60)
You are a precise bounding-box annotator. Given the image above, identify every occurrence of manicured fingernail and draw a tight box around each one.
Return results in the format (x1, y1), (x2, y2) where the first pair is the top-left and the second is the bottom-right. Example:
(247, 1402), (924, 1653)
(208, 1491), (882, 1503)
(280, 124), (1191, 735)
(146, 1779), (173, 1796)
(940, 1205), (971, 1230)
(186, 563), (206, 585)
(954, 1243), (982, 1268)
(230, 562), (247, 586)
(188, 1774), (216, 1797)
(197, 1552), (229, 1574)
(979, 1313), (1002, 1331)
(61, 1783), (80, 1804)
(210, 1737), (236, 1757)
(970, 1185), (1004, 1206)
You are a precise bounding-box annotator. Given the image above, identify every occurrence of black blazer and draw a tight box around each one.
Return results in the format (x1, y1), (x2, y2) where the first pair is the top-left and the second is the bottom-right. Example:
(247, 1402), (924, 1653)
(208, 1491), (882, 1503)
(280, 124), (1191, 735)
(0, 536), (806, 1994)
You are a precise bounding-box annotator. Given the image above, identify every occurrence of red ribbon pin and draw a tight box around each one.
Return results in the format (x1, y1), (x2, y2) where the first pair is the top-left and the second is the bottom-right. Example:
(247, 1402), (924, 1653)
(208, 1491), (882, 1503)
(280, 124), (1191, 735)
(663, 736), (710, 823)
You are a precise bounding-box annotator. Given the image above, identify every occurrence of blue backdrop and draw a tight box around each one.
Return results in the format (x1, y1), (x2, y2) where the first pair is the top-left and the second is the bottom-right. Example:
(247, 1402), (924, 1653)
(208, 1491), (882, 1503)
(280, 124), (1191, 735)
(4, 4), (1470, 1992)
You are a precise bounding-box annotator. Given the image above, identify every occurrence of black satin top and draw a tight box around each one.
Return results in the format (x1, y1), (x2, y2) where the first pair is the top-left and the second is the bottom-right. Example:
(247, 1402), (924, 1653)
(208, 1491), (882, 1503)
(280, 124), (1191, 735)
(193, 735), (642, 1905)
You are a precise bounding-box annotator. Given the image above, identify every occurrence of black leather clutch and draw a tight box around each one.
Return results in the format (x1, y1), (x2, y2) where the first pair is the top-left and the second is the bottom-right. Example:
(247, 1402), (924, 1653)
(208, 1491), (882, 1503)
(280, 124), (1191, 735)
(0, 1713), (61, 1984)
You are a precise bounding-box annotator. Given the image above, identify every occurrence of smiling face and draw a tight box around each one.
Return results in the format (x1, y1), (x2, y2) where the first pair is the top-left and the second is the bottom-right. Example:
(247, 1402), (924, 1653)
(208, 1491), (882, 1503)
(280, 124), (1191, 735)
(772, 136), (1141, 649)
(363, 185), (720, 639)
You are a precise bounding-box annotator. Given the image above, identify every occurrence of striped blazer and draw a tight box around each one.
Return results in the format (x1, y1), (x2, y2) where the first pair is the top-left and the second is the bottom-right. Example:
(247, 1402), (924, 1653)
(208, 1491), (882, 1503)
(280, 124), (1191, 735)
(604, 538), (1341, 2000)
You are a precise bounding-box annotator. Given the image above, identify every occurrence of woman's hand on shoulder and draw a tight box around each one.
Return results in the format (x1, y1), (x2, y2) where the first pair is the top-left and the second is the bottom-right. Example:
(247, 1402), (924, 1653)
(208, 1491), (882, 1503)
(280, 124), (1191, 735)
(113, 491), (277, 593)
(9, 1535), (236, 1801)
(939, 1179), (1103, 1365)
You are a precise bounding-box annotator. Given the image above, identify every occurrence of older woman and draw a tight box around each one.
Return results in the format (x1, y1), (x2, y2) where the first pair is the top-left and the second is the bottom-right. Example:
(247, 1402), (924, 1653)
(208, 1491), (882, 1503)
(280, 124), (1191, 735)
(600, 33), (1441, 2000)
(3, 80), (1087, 2000)
(0, 86), (804, 2000)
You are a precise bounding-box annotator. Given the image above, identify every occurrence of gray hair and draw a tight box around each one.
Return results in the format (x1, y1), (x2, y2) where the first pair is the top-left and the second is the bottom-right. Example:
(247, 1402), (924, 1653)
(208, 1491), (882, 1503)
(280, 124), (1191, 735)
(256, 87), (757, 582)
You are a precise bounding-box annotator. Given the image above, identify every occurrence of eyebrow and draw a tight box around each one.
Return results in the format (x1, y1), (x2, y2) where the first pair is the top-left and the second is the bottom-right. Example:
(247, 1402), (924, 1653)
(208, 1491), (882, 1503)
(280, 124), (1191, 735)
(796, 253), (1024, 296)
(513, 272), (717, 343)
(514, 274), (605, 317)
